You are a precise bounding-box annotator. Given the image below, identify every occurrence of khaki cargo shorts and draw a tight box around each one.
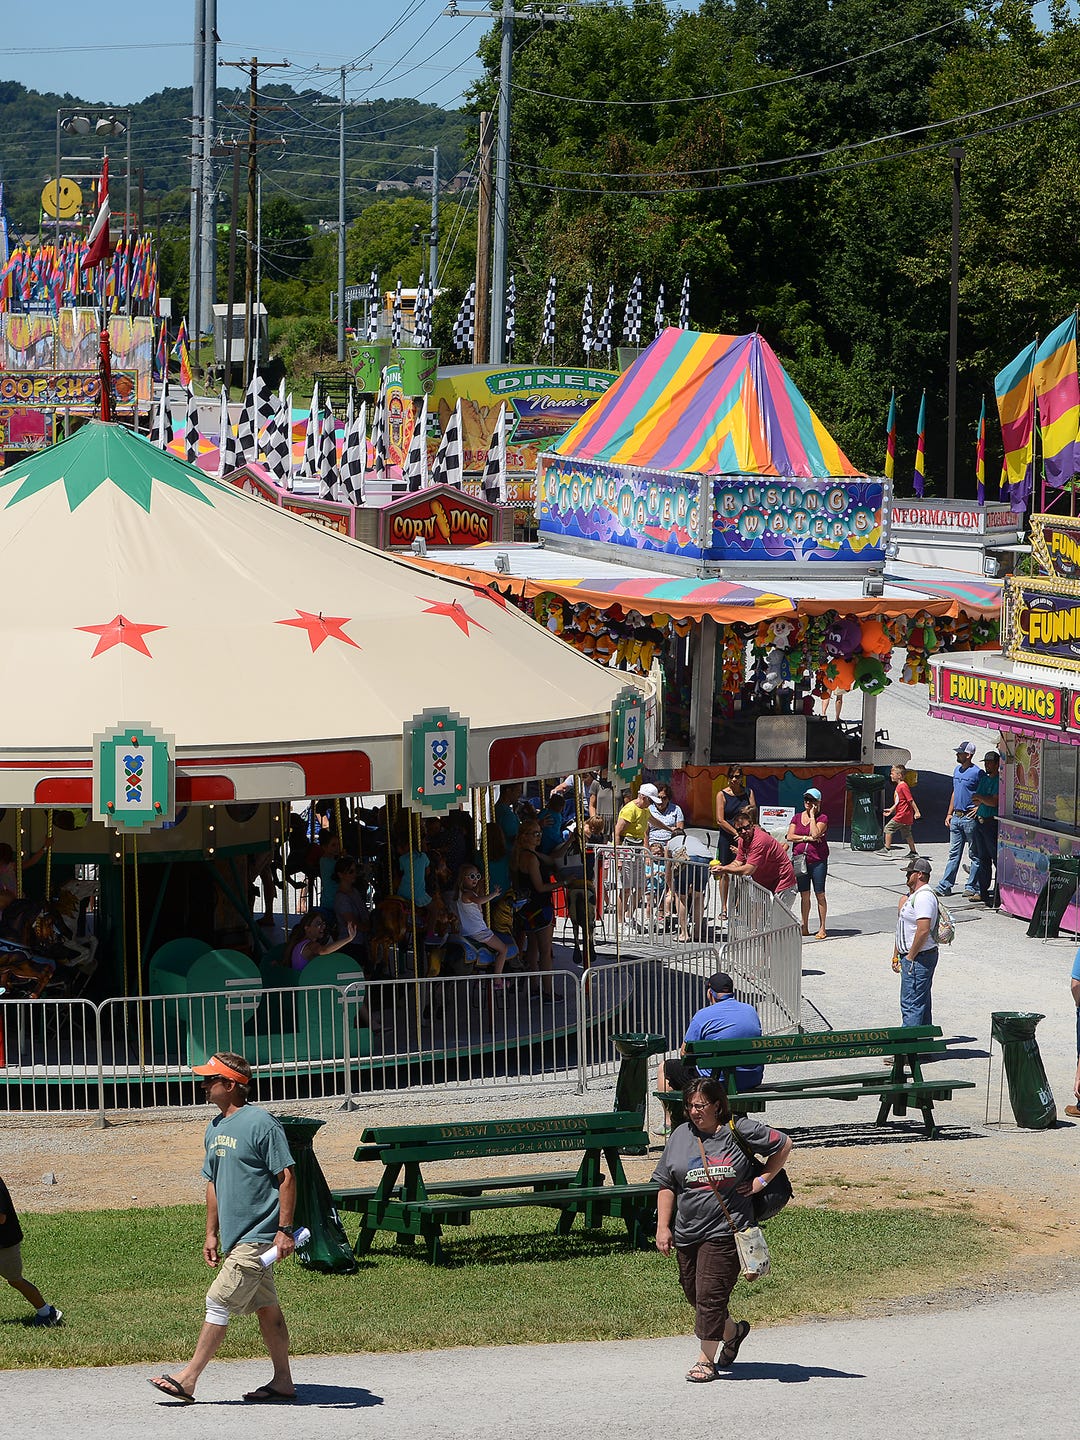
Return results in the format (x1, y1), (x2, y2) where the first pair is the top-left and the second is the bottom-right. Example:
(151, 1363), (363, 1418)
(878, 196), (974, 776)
(206, 1243), (279, 1317)
(0, 1242), (25, 1283)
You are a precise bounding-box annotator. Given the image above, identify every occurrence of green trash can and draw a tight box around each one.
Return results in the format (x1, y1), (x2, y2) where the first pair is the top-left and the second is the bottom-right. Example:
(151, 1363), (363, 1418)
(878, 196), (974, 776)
(352, 341), (391, 394)
(612, 1031), (668, 1153)
(846, 771), (886, 851)
(276, 1115), (358, 1273)
(1026, 855), (1080, 939)
(397, 346), (440, 397)
(990, 1012), (1057, 1129)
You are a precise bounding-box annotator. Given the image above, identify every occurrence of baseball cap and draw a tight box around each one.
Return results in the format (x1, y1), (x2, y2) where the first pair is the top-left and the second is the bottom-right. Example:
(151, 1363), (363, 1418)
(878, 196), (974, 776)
(905, 856), (933, 876)
(638, 783), (660, 803)
(804, 787), (822, 801)
(984, 750), (1000, 762)
(955, 741), (976, 756)
(706, 971), (734, 994)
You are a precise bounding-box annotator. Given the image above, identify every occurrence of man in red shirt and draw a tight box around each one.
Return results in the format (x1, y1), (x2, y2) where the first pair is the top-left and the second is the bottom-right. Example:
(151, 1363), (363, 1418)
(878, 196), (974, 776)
(712, 808), (796, 898)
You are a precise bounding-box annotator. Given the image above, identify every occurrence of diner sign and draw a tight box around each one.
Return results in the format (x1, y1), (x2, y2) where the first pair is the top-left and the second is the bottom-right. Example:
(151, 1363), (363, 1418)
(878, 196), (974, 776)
(1004, 576), (1080, 673)
(935, 665), (1065, 731)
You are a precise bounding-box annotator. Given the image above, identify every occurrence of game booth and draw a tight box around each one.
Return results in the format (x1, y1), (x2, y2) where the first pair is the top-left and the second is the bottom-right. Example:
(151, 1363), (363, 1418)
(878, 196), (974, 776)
(405, 327), (1003, 827)
(929, 510), (1080, 930)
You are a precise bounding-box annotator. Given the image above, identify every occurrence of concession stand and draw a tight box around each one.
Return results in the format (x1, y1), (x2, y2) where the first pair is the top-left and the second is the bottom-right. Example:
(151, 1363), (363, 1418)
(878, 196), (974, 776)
(929, 511), (1080, 924)
(406, 328), (1003, 827)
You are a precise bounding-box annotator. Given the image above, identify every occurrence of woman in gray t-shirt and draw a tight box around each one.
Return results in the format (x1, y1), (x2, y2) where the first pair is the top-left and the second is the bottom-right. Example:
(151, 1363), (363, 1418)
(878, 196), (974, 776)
(652, 1077), (792, 1382)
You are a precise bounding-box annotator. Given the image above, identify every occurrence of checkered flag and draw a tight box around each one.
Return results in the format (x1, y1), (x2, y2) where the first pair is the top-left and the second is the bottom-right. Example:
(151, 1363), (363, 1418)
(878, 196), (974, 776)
(263, 394), (291, 485)
(678, 273), (690, 329)
(391, 279), (403, 349)
(414, 272), (432, 347)
(366, 269), (380, 342)
(452, 282), (476, 355)
(340, 401), (366, 504)
(541, 275), (556, 353)
(184, 385), (201, 465)
(236, 370), (267, 462)
(654, 282), (665, 340)
(216, 387), (242, 477)
(403, 395), (429, 492)
(371, 378), (388, 477)
(149, 381), (172, 450)
(623, 274), (643, 346)
(319, 398), (338, 500)
(303, 381), (319, 477)
(505, 273), (516, 356)
(581, 282), (594, 356)
(430, 398), (463, 489)
(481, 401), (508, 504)
(596, 284), (614, 359)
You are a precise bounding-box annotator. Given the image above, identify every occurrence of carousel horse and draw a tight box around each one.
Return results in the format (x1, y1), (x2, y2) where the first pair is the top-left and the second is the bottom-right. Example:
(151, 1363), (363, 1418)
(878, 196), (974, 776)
(369, 895), (408, 979)
(0, 880), (98, 997)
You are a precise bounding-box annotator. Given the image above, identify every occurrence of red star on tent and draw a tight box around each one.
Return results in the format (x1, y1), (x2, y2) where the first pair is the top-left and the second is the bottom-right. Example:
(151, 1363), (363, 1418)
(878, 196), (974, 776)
(276, 609), (361, 652)
(418, 597), (489, 636)
(76, 614), (166, 658)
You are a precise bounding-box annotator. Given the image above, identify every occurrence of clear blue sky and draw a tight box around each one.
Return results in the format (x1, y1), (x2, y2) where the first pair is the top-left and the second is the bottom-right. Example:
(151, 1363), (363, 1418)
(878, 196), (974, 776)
(0, 0), (489, 109)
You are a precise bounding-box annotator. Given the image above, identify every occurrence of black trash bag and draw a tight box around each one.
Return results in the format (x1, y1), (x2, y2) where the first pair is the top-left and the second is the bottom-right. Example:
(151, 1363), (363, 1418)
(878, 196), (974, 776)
(276, 1115), (358, 1273)
(1026, 857), (1080, 940)
(990, 1012), (1057, 1130)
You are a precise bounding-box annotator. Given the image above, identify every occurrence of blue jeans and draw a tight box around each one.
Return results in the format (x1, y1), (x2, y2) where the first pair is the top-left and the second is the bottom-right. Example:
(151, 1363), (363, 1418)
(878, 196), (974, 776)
(899, 947), (939, 1027)
(971, 816), (998, 902)
(940, 815), (979, 893)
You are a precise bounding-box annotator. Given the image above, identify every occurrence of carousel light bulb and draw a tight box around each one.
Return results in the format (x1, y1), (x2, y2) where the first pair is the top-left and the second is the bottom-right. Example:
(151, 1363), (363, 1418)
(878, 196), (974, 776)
(208, 825), (215, 833)
(208, 846), (216, 856)
(114, 851), (121, 860)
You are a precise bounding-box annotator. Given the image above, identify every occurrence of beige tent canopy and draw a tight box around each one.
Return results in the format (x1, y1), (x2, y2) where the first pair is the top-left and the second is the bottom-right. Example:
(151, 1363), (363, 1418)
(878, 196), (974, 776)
(0, 424), (641, 805)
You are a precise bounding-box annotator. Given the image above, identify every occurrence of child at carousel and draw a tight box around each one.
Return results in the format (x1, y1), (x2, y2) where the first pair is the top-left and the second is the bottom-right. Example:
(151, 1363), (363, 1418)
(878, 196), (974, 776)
(453, 862), (513, 988)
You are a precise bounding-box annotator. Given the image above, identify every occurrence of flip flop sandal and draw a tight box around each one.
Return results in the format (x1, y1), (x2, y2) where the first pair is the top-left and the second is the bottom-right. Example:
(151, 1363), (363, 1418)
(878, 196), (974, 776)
(685, 1360), (718, 1383)
(243, 1385), (298, 1403)
(148, 1376), (195, 1405)
(717, 1320), (751, 1368)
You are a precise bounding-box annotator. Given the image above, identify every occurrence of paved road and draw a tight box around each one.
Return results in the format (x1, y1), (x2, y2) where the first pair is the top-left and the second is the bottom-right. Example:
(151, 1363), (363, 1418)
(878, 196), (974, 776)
(5, 1283), (1073, 1438)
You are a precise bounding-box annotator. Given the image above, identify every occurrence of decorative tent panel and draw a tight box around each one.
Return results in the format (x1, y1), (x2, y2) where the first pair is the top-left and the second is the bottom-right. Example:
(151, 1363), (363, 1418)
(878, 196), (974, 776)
(0, 424), (644, 800)
(554, 328), (862, 479)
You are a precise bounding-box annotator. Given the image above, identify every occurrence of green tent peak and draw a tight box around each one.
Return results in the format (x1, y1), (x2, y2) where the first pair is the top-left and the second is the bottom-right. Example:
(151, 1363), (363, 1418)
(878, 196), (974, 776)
(0, 421), (228, 513)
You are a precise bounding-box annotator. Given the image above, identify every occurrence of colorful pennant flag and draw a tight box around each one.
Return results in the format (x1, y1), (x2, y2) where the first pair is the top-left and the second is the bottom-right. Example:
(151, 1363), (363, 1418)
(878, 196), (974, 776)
(81, 157), (112, 272)
(976, 396), (986, 505)
(913, 390), (926, 498)
(884, 388), (896, 482)
(994, 339), (1037, 501)
(1033, 313), (1080, 488)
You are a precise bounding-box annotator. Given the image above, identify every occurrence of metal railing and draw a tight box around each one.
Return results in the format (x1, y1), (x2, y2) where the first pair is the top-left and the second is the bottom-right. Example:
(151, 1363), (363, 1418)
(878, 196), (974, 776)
(0, 878), (801, 1117)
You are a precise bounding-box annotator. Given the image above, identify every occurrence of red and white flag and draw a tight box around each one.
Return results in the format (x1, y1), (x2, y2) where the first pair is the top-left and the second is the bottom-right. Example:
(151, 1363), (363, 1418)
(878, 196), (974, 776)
(81, 157), (112, 272)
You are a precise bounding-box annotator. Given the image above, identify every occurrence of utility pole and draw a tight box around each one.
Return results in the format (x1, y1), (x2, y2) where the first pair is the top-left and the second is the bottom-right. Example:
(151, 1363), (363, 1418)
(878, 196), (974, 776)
(946, 145), (963, 501)
(200, 0), (217, 341)
(313, 63), (371, 364)
(430, 145), (440, 291)
(188, 0), (205, 350)
(474, 112), (494, 364)
(443, 1), (570, 364)
(222, 56), (289, 384)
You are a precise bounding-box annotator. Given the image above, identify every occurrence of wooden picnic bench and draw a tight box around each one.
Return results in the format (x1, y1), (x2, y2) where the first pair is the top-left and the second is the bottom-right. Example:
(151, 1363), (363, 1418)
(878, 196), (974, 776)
(331, 1111), (659, 1263)
(656, 1025), (976, 1139)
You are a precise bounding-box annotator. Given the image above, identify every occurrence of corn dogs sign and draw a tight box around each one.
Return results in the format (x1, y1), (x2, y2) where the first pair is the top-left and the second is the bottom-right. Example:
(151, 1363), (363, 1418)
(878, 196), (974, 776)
(379, 485), (510, 549)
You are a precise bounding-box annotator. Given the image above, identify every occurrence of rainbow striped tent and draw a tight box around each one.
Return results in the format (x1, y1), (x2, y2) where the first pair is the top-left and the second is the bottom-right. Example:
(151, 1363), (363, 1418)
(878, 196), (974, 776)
(555, 327), (862, 478)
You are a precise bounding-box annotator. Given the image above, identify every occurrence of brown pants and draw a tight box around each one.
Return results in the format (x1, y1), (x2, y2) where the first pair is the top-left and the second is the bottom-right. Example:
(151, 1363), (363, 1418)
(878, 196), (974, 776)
(677, 1236), (741, 1341)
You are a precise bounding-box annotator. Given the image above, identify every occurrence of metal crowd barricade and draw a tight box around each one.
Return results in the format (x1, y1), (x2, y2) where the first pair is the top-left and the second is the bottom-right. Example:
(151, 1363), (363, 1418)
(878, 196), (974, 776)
(0, 997), (102, 1115)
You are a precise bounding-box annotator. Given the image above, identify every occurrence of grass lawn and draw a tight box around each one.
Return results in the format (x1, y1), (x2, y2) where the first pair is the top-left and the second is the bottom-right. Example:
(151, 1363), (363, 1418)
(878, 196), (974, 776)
(0, 1202), (991, 1370)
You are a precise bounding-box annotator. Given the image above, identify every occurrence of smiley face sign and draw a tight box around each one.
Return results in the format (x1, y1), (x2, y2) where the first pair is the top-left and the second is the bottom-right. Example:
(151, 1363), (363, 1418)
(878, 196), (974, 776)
(41, 177), (82, 220)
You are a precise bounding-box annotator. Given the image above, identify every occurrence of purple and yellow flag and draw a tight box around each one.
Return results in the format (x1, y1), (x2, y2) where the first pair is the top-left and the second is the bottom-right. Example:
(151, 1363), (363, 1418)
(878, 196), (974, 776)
(913, 391), (926, 497)
(976, 396), (986, 505)
(1034, 313), (1080, 487)
(884, 388), (896, 481)
(994, 340), (1036, 498)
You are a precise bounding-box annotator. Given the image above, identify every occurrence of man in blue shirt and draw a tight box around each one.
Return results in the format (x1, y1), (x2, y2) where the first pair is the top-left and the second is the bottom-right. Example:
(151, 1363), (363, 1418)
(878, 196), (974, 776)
(657, 971), (764, 1096)
(937, 740), (983, 897)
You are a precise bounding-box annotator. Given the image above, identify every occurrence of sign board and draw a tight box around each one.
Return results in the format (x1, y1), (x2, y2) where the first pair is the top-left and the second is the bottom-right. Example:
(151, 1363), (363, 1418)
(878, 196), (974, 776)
(538, 458), (888, 564)
(609, 686), (647, 784)
(891, 502), (1019, 535)
(758, 805), (795, 839)
(934, 662), (1066, 733)
(0, 369), (138, 412)
(402, 708), (469, 815)
(1004, 576), (1080, 673)
(378, 485), (508, 549)
(92, 722), (175, 831)
(1030, 513), (1080, 580)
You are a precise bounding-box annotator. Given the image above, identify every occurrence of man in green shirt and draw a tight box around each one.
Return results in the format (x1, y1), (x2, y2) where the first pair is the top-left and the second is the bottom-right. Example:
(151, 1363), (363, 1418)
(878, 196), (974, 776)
(149, 1052), (298, 1406)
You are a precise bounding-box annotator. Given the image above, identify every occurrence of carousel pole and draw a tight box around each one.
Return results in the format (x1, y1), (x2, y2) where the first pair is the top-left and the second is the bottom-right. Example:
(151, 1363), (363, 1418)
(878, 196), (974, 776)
(133, 832), (146, 1072)
(44, 811), (54, 899)
(15, 809), (23, 897)
(119, 831), (129, 997)
(479, 787), (491, 927)
(574, 774), (591, 970)
(409, 805), (422, 1043)
(385, 798), (395, 898)
(279, 803), (291, 937)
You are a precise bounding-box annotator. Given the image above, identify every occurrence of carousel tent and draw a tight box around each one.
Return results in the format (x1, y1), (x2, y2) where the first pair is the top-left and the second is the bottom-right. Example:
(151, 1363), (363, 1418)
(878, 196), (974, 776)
(0, 423), (640, 804)
(554, 327), (862, 479)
